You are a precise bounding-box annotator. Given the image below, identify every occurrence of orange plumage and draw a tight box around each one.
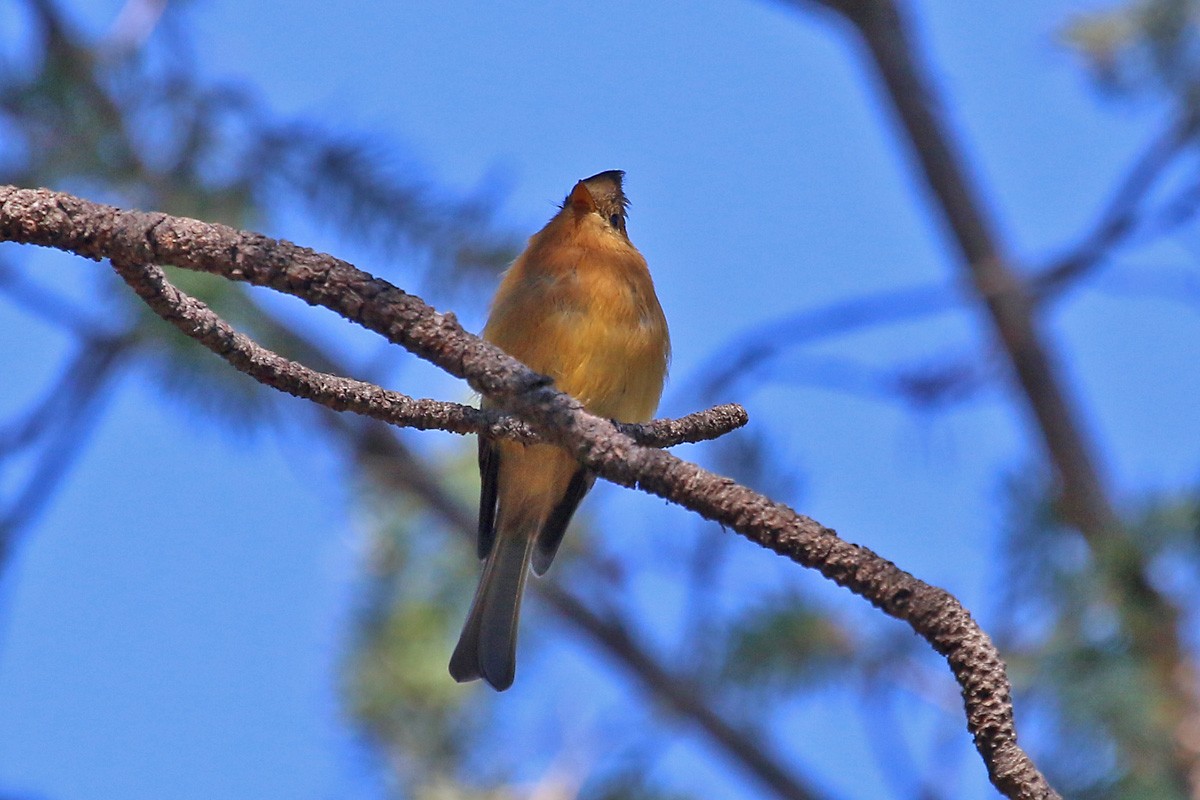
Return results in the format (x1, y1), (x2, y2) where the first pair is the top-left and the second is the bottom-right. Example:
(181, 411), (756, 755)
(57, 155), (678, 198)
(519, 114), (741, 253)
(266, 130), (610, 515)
(449, 170), (670, 690)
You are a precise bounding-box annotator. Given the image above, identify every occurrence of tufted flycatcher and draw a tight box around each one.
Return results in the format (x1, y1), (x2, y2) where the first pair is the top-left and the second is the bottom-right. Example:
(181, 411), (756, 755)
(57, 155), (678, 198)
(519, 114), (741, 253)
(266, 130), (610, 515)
(449, 170), (671, 691)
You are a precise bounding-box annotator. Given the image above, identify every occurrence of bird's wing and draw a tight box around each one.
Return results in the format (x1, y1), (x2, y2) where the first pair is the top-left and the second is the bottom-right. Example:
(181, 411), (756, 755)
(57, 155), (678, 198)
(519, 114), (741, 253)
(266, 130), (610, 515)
(531, 468), (595, 576)
(477, 436), (499, 559)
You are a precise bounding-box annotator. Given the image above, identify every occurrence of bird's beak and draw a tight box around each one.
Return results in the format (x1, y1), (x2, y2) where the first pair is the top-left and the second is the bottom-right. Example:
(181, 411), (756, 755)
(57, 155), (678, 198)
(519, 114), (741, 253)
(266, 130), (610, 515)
(566, 181), (597, 213)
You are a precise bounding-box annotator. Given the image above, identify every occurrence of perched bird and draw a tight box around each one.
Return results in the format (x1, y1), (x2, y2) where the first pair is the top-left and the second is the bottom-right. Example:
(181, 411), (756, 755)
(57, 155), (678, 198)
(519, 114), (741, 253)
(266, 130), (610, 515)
(449, 170), (671, 691)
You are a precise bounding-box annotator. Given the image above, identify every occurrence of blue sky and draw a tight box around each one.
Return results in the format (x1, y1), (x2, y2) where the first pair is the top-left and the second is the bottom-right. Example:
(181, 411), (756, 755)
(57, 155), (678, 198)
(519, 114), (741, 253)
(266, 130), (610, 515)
(2, 1), (1199, 798)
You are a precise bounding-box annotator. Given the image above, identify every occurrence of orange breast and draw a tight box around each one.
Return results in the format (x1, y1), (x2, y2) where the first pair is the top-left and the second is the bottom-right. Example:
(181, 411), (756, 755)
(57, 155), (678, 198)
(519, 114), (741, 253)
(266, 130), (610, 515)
(485, 219), (669, 423)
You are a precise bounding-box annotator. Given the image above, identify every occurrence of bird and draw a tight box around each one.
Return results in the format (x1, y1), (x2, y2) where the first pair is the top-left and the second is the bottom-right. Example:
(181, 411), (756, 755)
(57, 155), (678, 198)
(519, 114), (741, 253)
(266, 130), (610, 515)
(449, 170), (671, 691)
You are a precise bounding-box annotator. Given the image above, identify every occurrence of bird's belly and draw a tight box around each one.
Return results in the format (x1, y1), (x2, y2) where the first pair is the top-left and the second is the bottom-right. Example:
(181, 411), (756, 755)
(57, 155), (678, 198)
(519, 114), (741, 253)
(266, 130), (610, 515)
(550, 309), (666, 422)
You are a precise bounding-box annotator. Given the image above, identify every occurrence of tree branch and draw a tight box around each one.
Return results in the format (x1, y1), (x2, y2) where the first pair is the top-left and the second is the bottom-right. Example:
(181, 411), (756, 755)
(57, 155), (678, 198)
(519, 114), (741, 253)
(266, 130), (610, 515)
(793, 0), (1120, 537)
(102, 216), (813, 798)
(1033, 110), (1200, 299)
(333, 413), (831, 800)
(540, 582), (831, 800)
(0, 184), (1059, 800)
(696, 281), (956, 400)
(106, 258), (746, 448)
(0, 334), (127, 572)
(699, 107), (1200, 402)
(0, 257), (111, 338)
(780, 0), (1200, 790)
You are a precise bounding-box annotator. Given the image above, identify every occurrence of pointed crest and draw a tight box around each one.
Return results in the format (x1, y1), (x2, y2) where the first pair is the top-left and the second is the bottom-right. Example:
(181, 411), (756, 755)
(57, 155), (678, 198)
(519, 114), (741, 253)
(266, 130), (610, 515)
(565, 180), (597, 212)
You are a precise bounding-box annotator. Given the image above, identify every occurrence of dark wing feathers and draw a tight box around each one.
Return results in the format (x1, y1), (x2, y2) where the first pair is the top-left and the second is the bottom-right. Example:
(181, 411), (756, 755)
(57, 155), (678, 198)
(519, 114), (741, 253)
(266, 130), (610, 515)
(532, 469), (594, 576)
(477, 438), (499, 559)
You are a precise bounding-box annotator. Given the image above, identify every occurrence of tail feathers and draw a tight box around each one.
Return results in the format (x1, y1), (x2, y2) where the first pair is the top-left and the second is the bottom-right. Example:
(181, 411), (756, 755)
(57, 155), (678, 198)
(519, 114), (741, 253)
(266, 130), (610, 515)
(449, 533), (533, 691)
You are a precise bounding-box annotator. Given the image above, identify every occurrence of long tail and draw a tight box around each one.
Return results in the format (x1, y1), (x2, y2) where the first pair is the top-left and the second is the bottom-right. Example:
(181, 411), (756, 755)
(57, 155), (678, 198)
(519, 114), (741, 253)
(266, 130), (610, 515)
(448, 531), (534, 691)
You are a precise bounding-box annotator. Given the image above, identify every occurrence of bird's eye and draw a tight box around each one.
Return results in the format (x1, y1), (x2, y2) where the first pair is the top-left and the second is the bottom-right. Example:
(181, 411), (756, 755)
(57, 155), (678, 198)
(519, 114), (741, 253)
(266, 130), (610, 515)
(609, 214), (622, 229)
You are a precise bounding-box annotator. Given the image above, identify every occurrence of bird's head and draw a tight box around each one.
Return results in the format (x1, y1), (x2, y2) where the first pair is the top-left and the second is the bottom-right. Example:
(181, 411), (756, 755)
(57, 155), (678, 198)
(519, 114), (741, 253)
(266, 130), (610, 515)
(563, 169), (629, 238)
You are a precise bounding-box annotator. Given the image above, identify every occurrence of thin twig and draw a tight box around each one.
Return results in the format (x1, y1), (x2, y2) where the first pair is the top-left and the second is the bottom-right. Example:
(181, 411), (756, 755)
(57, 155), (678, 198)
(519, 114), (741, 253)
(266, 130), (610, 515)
(106, 259), (746, 448)
(0, 335), (128, 573)
(699, 109), (1200, 402)
(541, 582), (831, 800)
(697, 281), (957, 400)
(1034, 110), (1200, 298)
(0, 258), (111, 338)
